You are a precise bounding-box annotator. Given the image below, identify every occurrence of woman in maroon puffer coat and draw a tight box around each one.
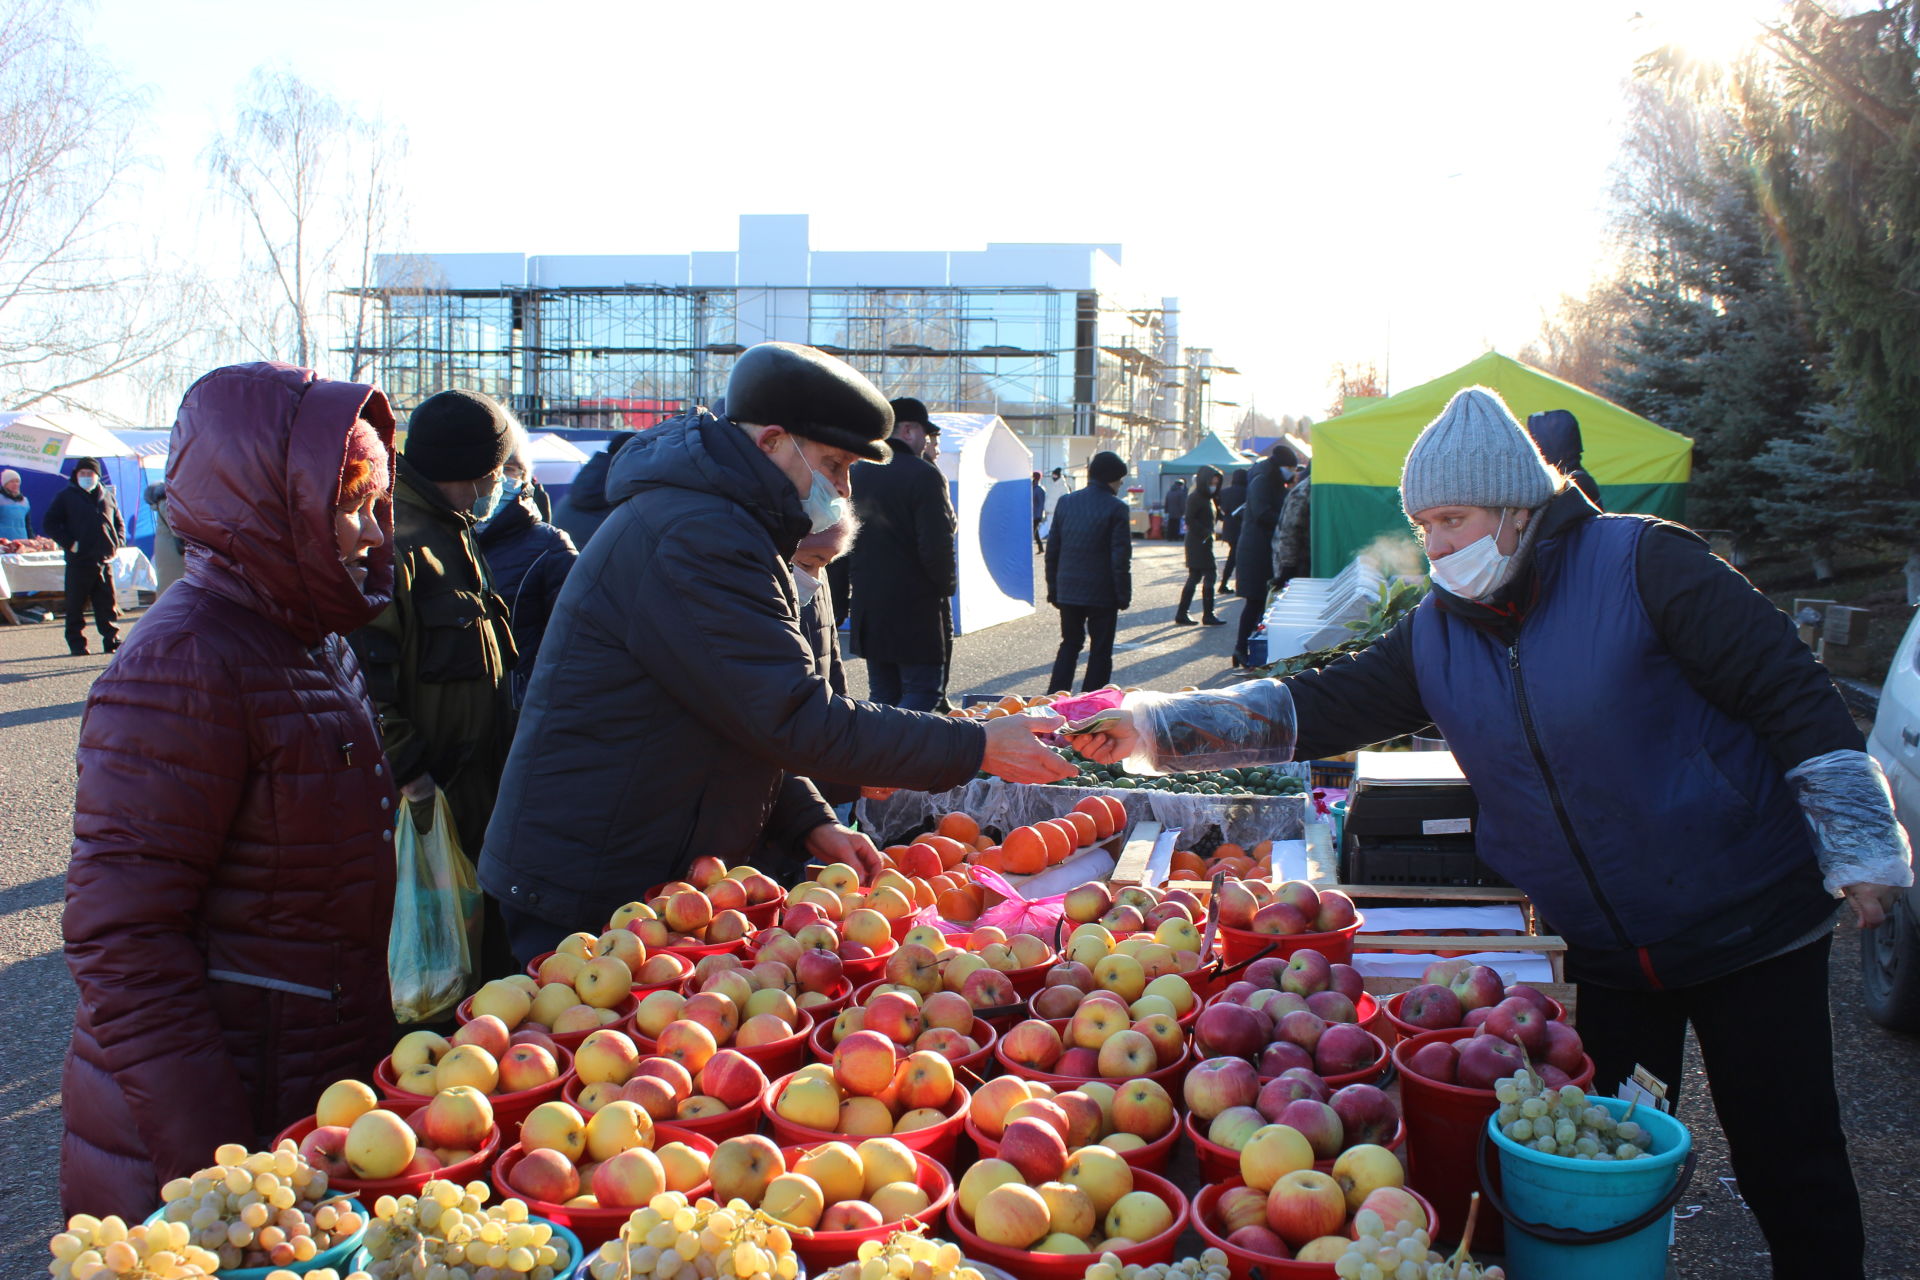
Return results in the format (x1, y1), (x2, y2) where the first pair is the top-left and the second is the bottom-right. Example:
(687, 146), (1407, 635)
(61, 363), (402, 1218)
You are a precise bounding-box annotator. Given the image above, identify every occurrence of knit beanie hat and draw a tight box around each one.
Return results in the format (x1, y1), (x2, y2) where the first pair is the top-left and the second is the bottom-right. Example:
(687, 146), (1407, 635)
(404, 389), (514, 482)
(1400, 387), (1559, 516)
(338, 418), (392, 505)
(1, 469), (19, 487)
(71, 456), (102, 476)
(1088, 451), (1128, 484)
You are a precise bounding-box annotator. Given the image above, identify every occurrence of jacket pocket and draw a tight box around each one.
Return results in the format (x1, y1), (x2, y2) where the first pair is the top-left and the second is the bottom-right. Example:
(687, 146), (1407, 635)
(416, 591), (490, 683)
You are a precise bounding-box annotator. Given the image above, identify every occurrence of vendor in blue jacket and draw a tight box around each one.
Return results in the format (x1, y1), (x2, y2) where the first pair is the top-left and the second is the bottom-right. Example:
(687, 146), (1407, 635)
(1071, 386), (1912, 1280)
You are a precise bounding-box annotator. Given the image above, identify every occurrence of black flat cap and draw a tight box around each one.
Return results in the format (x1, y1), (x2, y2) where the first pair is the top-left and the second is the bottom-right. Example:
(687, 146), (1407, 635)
(727, 343), (894, 463)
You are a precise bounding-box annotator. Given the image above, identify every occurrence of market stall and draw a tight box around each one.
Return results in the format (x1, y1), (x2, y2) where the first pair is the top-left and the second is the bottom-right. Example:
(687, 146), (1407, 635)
(0, 544), (157, 609)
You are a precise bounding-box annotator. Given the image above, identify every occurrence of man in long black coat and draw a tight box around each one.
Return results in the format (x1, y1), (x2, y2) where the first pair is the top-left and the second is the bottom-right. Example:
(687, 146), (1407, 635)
(847, 397), (956, 711)
(41, 457), (125, 656)
(1231, 445), (1297, 667)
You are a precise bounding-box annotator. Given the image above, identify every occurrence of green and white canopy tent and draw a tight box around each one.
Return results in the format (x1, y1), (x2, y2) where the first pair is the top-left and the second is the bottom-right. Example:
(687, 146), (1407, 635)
(1159, 432), (1255, 476)
(1308, 352), (1693, 577)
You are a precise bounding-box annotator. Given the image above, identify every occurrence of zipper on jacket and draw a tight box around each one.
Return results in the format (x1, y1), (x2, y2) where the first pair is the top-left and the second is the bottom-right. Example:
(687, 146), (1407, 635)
(1507, 641), (1632, 949)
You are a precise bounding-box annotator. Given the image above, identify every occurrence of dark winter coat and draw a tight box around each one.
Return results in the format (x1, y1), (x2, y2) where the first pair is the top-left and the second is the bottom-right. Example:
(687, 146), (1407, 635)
(61, 362), (400, 1219)
(1162, 482), (1187, 519)
(552, 444), (621, 548)
(478, 490), (578, 708)
(1286, 486), (1853, 989)
(1216, 478), (1248, 545)
(1234, 458), (1286, 596)
(1273, 471), (1312, 583)
(847, 438), (956, 665)
(43, 476), (126, 562)
(1182, 467), (1221, 572)
(798, 580), (858, 806)
(479, 411), (985, 934)
(1526, 409), (1602, 510)
(349, 458), (517, 853)
(1046, 484), (1133, 610)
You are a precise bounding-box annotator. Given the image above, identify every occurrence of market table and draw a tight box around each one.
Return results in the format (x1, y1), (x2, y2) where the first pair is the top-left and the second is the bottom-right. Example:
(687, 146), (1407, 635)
(0, 546), (156, 609)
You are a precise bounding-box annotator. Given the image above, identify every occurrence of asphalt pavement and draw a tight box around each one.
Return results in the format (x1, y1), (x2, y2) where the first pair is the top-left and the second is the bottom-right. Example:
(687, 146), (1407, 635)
(2, 543), (1916, 1277)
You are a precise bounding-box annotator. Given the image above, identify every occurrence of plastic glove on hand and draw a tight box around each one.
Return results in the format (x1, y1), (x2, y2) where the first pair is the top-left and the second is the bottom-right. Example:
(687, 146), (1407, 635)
(805, 824), (885, 886)
(1842, 882), (1905, 929)
(981, 711), (1076, 784)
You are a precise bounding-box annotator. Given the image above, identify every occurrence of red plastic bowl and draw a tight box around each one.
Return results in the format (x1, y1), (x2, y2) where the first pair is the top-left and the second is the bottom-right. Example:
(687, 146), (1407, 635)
(966, 1110), (1178, 1174)
(777, 1145), (954, 1270)
(1381, 989), (1567, 1045)
(274, 1099), (501, 1196)
(796, 977), (856, 1020)
(1181, 1110), (1407, 1184)
(455, 991), (637, 1052)
(809, 1015), (997, 1080)
(1217, 916), (1365, 967)
(1192, 1177), (1437, 1280)
(744, 896), (784, 930)
(841, 936), (899, 986)
(1201, 986), (1379, 1030)
(631, 1009), (816, 1080)
(374, 1044), (572, 1127)
(937, 931), (1059, 998)
(655, 935), (753, 963)
(489, 1126), (716, 1248)
(945, 1166), (1190, 1278)
(760, 1071), (971, 1165)
(993, 1018), (1193, 1093)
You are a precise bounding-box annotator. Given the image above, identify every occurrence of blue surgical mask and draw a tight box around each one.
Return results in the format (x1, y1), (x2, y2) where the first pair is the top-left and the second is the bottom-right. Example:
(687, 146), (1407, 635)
(789, 437), (848, 535)
(469, 479), (502, 521)
(498, 477), (524, 504)
(77, 474), (98, 491)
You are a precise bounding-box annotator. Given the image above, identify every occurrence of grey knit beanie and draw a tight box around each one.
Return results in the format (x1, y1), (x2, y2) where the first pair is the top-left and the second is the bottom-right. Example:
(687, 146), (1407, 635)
(1400, 387), (1559, 516)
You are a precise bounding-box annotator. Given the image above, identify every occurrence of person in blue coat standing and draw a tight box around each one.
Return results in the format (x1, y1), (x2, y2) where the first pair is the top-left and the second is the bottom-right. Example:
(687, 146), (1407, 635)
(0, 469), (32, 540)
(1067, 387), (1911, 1280)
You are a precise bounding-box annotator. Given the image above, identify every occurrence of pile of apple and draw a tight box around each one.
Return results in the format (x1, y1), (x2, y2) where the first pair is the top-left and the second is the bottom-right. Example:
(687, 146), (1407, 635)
(500, 1094), (713, 1211)
(300, 1077), (496, 1184)
(483, 950), (662, 1046)
(787, 861), (925, 936)
(912, 920), (1055, 978)
(1217, 879), (1359, 937)
(769, 1041), (960, 1139)
(1397, 959), (1565, 1032)
(384, 1020), (566, 1103)
(1195, 952), (1382, 1079)
(971, 1074), (1177, 1157)
(1032, 948), (1199, 1026)
(607, 856), (783, 954)
(953, 1142), (1176, 1255)
(1212, 1117), (1426, 1265)
(633, 964), (810, 1067)
(1061, 881), (1206, 939)
(823, 985), (988, 1061)
(1185, 1056), (1400, 1161)
(701, 1133), (937, 1233)
(1400, 984), (1588, 1091)
(569, 1024), (776, 1129)
(1053, 920), (1207, 992)
(743, 925), (869, 1011)
(1001, 993), (1187, 1080)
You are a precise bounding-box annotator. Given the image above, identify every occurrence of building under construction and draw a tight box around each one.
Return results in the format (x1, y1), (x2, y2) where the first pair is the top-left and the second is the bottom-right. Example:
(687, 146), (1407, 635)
(348, 215), (1229, 468)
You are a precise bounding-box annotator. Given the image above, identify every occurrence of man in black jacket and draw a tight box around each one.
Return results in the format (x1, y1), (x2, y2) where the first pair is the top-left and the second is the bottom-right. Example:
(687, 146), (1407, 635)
(1232, 445), (1296, 666)
(41, 457), (125, 656)
(847, 397), (955, 711)
(480, 345), (1071, 962)
(1045, 451), (1132, 692)
(1216, 468), (1248, 594)
(478, 461), (578, 709)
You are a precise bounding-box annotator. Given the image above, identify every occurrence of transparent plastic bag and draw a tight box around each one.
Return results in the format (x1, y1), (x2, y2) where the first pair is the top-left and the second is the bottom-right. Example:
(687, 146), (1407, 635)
(389, 790), (481, 1023)
(1120, 678), (1299, 776)
(1785, 749), (1914, 896)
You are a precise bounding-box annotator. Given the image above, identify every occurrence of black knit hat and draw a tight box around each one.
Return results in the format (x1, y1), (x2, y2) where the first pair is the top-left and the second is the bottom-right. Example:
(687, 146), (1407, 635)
(1269, 444), (1299, 467)
(404, 389), (514, 482)
(70, 456), (102, 476)
(727, 343), (893, 463)
(1088, 451), (1128, 484)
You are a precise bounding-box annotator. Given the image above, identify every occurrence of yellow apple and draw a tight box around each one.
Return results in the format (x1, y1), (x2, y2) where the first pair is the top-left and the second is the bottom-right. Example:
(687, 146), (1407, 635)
(520, 1100), (588, 1160)
(1331, 1142), (1406, 1212)
(959, 1158), (1024, 1219)
(344, 1109), (415, 1179)
(314, 1078), (379, 1129)
(1060, 1144), (1133, 1216)
(856, 1137), (917, 1197)
(435, 1044), (499, 1095)
(1036, 1181), (1097, 1240)
(585, 1100), (654, 1162)
(557, 931), (598, 961)
(656, 1141), (711, 1192)
(391, 1030), (451, 1073)
(870, 1179), (932, 1223)
(816, 862), (862, 895)
(538, 951), (586, 986)
(793, 1141), (865, 1205)
(530, 981), (582, 1028)
(575, 956), (633, 1009)
(590, 1146), (666, 1209)
(761, 1172), (826, 1230)
(776, 1075), (843, 1131)
(469, 980), (533, 1029)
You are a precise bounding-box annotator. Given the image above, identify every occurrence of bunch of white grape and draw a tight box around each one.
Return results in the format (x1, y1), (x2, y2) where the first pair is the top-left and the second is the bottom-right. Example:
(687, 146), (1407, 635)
(360, 1179), (570, 1279)
(810, 1225), (986, 1280)
(585, 1191), (802, 1280)
(1493, 1069), (1650, 1161)
(47, 1213), (223, 1280)
(153, 1141), (363, 1272)
(1081, 1246), (1231, 1280)
(1333, 1210), (1506, 1280)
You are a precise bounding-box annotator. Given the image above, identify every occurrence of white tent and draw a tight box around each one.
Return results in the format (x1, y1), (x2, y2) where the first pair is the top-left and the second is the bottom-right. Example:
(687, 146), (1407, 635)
(929, 412), (1035, 634)
(0, 410), (132, 475)
(523, 432), (592, 487)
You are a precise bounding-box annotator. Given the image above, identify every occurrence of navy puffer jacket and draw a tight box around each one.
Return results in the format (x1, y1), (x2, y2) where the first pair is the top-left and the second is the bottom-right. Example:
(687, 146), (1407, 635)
(478, 489), (577, 706)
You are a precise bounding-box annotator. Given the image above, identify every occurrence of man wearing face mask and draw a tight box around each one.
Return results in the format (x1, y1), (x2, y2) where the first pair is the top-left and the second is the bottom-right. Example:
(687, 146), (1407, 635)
(350, 388), (518, 862)
(480, 344), (1072, 965)
(1067, 386), (1910, 1279)
(42, 457), (126, 656)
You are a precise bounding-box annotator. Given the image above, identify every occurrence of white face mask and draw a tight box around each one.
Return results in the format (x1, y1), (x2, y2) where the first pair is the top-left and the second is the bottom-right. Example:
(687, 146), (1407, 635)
(1429, 510), (1515, 601)
(792, 565), (820, 608)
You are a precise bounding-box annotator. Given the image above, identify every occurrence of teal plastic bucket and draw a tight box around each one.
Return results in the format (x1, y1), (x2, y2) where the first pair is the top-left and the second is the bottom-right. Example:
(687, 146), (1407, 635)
(1479, 1096), (1694, 1280)
(1329, 799), (1349, 850)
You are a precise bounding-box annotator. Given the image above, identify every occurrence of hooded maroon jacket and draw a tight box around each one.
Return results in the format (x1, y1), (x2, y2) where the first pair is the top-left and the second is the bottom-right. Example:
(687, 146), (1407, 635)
(61, 363), (401, 1218)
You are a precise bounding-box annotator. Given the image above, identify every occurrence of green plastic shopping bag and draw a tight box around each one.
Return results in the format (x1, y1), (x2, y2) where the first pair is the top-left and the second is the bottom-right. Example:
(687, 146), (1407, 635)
(389, 790), (481, 1023)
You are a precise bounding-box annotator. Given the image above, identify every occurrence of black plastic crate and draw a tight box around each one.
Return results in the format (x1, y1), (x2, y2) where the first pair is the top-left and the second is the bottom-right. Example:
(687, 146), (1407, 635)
(1341, 839), (1512, 888)
(1309, 760), (1356, 790)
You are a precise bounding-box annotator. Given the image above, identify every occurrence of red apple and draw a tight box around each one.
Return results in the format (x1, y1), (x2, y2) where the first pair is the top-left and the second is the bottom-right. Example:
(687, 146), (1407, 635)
(1032, 985), (1084, 1020)
(1001, 1019), (1065, 1071)
(1330, 1083), (1399, 1146)
(1484, 996), (1550, 1056)
(1274, 1010), (1327, 1054)
(998, 1116), (1069, 1183)
(1227, 1224), (1292, 1259)
(1183, 1056), (1261, 1120)
(1312, 1025), (1380, 1077)
(1256, 1041), (1315, 1078)
(1056, 1047), (1101, 1076)
(1398, 984), (1463, 1029)
(1503, 983), (1554, 1017)
(1312, 890), (1357, 932)
(1328, 963), (1365, 1003)
(1541, 1020), (1586, 1075)
(1251, 902), (1310, 936)
(1305, 991), (1358, 1024)
(297, 1125), (352, 1180)
(1462, 1006), (1495, 1030)
(1455, 1035), (1528, 1091)
(1280, 951), (1332, 997)
(795, 948), (844, 995)
(1216, 1184), (1272, 1234)
(1264, 1168), (1347, 1247)
(1243, 957), (1291, 990)
(1404, 1041), (1458, 1084)
(1277, 1099), (1344, 1160)
(1196, 1003), (1269, 1061)
(1043, 961), (1096, 991)
(1446, 964), (1505, 1012)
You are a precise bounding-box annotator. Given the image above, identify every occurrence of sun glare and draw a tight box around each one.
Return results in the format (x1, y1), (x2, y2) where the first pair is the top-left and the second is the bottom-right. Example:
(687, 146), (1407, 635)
(1639, 1), (1781, 67)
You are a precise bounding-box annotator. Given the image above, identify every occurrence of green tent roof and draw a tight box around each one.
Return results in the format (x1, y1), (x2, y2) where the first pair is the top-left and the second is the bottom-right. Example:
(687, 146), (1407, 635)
(1308, 351), (1693, 576)
(1160, 432), (1253, 476)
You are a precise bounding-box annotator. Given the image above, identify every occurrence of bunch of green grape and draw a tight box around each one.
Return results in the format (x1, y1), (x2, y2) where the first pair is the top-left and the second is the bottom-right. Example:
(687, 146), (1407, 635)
(585, 1191), (803, 1280)
(153, 1142), (362, 1272)
(1333, 1210), (1506, 1280)
(47, 1213), (224, 1279)
(1081, 1247), (1231, 1280)
(361, 1179), (570, 1279)
(1493, 1069), (1651, 1161)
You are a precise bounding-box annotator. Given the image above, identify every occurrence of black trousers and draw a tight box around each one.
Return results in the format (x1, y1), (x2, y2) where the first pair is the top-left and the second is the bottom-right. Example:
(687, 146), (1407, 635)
(1050, 604), (1117, 693)
(1177, 565), (1215, 619)
(1578, 936), (1861, 1279)
(1033, 518), (1045, 553)
(1233, 578), (1268, 662)
(1221, 539), (1239, 590)
(63, 557), (117, 651)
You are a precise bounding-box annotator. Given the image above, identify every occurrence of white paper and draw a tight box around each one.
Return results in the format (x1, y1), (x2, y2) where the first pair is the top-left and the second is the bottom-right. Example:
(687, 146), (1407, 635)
(1349, 951), (1556, 982)
(1356, 906), (1527, 934)
(1273, 838), (1309, 882)
(1355, 749), (1466, 785)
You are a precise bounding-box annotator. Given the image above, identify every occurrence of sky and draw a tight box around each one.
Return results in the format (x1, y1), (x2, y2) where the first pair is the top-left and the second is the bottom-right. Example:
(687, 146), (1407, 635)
(79, 0), (1789, 423)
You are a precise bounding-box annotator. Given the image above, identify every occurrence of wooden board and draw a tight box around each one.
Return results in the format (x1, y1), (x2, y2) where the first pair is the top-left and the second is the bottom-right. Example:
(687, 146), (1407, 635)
(1108, 821), (1165, 889)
